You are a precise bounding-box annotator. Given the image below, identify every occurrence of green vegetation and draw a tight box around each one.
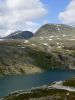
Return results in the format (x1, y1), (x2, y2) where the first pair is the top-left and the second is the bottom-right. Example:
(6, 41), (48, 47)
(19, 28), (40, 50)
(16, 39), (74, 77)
(3, 88), (75, 100)
(0, 39), (75, 76)
(63, 78), (75, 87)
(1, 89), (68, 100)
(27, 47), (63, 70)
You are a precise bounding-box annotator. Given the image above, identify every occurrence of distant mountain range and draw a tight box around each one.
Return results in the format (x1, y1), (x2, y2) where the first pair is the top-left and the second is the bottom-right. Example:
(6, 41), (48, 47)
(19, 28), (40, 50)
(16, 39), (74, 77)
(3, 31), (33, 39)
(3, 24), (75, 39)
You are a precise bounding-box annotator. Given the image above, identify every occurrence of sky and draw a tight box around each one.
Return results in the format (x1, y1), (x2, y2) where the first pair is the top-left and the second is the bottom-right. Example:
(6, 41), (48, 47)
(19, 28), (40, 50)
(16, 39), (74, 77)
(0, 0), (75, 37)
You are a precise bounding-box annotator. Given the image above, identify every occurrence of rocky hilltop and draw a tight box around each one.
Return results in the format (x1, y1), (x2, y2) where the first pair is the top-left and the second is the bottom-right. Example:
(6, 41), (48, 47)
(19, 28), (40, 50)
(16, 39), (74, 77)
(3, 31), (33, 39)
(34, 24), (75, 37)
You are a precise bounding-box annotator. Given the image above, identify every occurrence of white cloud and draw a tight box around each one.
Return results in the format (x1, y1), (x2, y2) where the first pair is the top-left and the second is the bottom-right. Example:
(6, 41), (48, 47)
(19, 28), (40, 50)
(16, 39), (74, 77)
(24, 21), (41, 33)
(0, 0), (47, 37)
(59, 0), (75, 25)
(43, 20), (48, 24)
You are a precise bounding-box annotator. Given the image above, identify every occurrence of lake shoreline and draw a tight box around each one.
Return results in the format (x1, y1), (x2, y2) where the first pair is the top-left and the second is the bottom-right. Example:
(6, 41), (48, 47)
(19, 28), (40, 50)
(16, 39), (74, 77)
(0, 69), (75, 98)
(1, 68), (75, 78)
(1, 78), (75, 100)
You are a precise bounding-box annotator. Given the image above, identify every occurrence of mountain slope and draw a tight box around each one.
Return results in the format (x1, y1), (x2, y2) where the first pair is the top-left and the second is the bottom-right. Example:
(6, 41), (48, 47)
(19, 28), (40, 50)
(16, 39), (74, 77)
(31, 24), (75, 48)
(4, 31), (33, 39)
(34, 24), (75, 37)
(0, 39), (75, 76)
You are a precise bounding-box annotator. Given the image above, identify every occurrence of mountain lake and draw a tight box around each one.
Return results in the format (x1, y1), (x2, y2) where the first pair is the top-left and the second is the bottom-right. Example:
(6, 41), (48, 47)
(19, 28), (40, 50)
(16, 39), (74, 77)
(0, 69), (75, 97)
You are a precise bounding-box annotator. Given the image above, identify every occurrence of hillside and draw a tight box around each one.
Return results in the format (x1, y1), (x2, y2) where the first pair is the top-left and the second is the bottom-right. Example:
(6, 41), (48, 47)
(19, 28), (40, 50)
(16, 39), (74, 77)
(34, 24), (75, 37)
(0, 24), (75, 76)
(0, 39), (75, 76)
(4, 31), (33, 39)
(31, 24), (75, 47)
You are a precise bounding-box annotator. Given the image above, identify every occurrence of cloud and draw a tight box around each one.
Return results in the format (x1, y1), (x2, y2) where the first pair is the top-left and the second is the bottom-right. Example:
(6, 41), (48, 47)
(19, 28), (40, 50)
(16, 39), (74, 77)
(24, 21), (41, 33)
(0, 0), (47, 37)
(59, 0), (75, 25)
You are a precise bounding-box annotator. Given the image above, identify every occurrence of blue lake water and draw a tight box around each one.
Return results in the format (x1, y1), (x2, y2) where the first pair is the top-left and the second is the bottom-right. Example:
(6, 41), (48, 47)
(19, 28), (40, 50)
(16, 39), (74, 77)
(0, 70), (75, 97)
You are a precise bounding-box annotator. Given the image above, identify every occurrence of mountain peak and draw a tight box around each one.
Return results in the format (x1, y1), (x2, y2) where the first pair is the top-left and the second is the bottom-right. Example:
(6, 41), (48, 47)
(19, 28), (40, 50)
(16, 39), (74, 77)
(35, 23), (75, 37)
(4, 31), (33, 39)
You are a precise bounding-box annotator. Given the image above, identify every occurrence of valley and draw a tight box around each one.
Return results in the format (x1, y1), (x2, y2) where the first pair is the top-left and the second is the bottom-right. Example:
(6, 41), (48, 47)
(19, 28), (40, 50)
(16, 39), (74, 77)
(0, 38), (75, 76)
(0, 24), (75, 99)
(1, 27), (75, 76)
